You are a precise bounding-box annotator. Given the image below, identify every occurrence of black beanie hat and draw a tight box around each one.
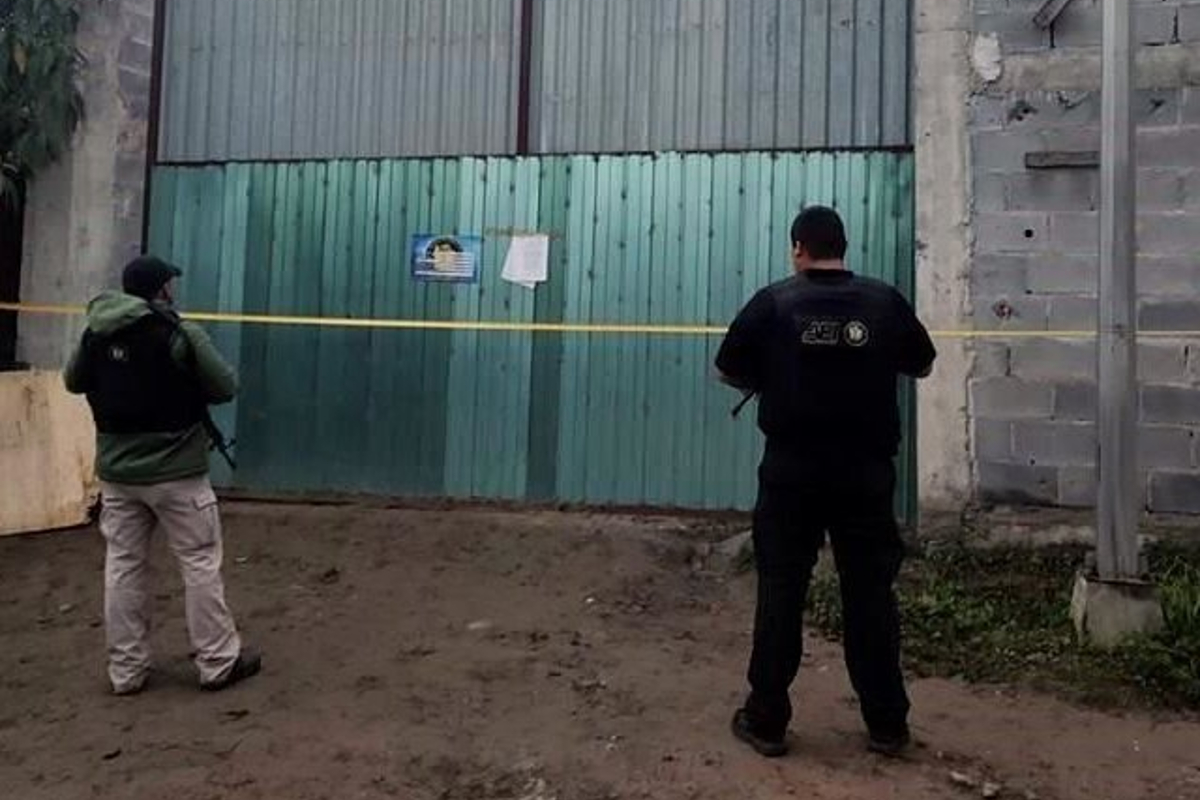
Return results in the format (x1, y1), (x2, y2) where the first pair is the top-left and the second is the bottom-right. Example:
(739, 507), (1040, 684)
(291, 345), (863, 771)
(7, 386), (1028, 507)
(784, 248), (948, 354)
(122, 256), (182, 300)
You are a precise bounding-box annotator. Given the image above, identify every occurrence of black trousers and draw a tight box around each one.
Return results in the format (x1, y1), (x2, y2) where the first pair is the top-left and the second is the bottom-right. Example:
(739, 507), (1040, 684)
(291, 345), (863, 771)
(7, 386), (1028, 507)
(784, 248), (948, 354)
(744, 454), (910, 740)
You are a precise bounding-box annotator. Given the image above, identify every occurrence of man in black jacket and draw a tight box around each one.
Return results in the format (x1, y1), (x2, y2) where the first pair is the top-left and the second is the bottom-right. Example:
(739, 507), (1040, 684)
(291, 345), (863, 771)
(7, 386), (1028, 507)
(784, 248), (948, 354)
(716, 206), (936, 758)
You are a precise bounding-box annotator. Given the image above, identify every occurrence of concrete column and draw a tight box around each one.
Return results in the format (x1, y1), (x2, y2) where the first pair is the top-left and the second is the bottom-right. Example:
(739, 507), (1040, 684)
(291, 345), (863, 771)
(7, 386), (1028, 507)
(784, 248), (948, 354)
(914, 0), (975, 514)
(18, 0), (155, 368)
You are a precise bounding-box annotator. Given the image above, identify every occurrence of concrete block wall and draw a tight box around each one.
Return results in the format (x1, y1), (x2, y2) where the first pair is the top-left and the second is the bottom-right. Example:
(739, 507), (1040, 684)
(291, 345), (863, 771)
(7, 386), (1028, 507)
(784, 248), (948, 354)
(969, 0), (1200, 514)
(18, 0), (155, 368)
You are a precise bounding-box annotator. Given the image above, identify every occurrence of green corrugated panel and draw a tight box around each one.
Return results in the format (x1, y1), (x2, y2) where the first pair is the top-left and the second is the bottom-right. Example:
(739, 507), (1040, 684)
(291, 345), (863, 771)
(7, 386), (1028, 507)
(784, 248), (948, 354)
(555, 155), (595, 503)
(148, 151), (916, 520)
(526, 157), (571, 501)
(895, 156), (919, 525)
(234, 163), (273, 485)
(263, 164), (301, 489)
(415, 160), (456, 496)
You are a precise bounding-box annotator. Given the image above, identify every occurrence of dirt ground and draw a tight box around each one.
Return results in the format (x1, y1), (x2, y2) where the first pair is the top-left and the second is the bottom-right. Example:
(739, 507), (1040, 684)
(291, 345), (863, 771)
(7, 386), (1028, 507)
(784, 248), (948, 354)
(1, 503), (1198, 800)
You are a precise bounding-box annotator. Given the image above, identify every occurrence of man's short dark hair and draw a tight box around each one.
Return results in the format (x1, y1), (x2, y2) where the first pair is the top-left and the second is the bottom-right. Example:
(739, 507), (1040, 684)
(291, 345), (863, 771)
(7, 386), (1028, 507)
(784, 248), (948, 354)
(791, 206), (848, 260)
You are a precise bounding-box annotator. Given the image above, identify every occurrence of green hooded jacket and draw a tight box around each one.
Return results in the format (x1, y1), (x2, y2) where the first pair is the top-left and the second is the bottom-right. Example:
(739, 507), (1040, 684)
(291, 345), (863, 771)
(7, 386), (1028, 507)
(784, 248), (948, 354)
(63, 292), (238, 485)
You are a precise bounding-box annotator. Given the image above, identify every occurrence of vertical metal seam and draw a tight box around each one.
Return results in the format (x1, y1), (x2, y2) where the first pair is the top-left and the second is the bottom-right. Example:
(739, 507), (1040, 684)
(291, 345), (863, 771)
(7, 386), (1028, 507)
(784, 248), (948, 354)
(824, 0), (833, 144)
(797, 0), (806, 147)
(772, 0), (783, 147)
(516, 0), (536, 154)
(141, 0), (170, 251)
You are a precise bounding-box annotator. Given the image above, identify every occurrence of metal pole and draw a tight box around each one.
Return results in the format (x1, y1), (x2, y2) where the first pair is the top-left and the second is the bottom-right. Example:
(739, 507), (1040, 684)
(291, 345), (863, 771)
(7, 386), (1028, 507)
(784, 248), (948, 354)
(140, 0), (168, 252)
(515, 0), (536, 155)
(1097, 0), (1139, 580)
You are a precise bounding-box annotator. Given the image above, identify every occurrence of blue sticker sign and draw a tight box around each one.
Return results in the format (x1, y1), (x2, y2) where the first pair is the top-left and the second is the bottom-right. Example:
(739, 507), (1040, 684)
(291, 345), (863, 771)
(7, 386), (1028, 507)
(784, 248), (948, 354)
(411, 234), (482, 283)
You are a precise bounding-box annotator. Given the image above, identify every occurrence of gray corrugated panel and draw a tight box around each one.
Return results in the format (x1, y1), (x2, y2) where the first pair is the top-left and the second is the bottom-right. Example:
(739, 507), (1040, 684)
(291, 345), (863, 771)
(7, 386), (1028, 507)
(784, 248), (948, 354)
(533, 0), (911, 152)
(158, 0), (521, 161)
(159, 0), (909, 161)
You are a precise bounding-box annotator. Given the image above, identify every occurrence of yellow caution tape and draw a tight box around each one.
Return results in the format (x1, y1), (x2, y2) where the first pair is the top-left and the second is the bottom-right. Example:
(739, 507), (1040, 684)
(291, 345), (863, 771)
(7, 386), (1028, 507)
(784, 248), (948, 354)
(2, 302), (1197, 339)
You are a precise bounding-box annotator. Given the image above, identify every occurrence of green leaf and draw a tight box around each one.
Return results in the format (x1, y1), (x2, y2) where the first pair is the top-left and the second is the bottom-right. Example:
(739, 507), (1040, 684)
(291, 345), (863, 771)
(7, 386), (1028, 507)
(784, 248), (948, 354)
(0, 0), (88, 182)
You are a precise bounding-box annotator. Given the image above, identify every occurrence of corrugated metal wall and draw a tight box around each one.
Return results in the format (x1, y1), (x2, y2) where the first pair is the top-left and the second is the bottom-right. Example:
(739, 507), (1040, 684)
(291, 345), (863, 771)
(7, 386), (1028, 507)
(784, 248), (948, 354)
(533, 0), (911, 152)
(158, 0), (912, 162)
(159, 0), (522, 161)
(147, 152), (917, 517)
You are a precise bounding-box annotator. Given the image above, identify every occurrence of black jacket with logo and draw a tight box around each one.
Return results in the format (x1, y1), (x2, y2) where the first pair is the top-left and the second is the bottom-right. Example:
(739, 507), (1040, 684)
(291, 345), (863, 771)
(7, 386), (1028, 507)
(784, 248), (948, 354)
(716, 270), (936, 465)
(81, 310), (207, 435)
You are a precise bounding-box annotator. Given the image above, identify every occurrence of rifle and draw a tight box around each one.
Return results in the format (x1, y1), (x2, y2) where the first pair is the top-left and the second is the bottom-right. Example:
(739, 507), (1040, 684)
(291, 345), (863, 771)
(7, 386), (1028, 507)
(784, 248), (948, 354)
(201, 411), (237, 470)
(731, 390), (757, 419)
(153, 304), (238, 471)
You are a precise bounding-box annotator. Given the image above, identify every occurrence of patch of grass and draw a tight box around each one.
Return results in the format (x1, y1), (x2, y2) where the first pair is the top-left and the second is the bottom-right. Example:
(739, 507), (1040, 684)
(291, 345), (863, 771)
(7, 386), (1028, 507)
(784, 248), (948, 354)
(1159, 557), (1200, 637)
(805, 543), (1200, 712)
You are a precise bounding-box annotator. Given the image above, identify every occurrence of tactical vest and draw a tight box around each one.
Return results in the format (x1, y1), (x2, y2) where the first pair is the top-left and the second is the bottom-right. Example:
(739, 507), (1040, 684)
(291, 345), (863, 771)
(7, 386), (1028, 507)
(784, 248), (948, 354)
(82, 312), (206, 435)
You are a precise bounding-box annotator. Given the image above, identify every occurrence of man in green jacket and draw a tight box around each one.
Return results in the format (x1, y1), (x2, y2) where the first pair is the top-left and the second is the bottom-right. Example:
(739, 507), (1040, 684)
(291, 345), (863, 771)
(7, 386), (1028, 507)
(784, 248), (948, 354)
(64, 256), (260, 695)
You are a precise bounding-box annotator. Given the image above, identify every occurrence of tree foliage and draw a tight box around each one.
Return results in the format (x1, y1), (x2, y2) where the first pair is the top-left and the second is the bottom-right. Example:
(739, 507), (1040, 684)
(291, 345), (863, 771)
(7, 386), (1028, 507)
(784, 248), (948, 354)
(0, 0), (89, 202)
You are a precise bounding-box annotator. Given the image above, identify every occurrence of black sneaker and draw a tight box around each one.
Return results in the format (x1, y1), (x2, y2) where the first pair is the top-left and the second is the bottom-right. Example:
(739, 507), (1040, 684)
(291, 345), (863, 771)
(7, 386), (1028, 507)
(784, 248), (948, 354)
(201, 649), (262, 692)
(731, 709), (788, 758)
(867, 727), (911, 758)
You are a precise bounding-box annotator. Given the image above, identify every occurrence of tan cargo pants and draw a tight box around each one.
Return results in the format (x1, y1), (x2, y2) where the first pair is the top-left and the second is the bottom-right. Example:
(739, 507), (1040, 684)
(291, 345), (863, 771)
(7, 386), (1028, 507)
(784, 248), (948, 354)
(99, 476), (241, 692)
